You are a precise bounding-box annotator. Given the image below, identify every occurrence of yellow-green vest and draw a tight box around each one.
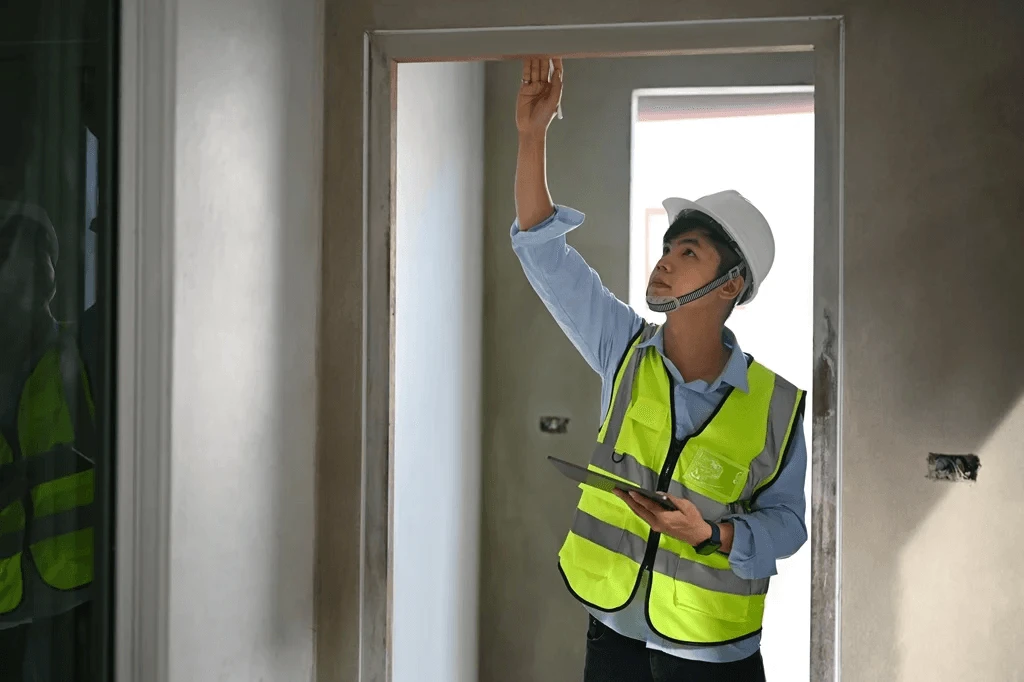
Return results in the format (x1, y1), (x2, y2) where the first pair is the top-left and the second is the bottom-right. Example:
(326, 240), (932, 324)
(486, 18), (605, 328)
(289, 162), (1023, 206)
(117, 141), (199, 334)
(0, 336), (95, 618)
(558, 324), (805, 645)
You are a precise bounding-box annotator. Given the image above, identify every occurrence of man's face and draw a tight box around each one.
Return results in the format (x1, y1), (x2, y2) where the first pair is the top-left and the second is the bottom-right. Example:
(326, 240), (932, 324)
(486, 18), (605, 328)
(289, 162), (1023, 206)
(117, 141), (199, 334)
(647, 229), (724, 303)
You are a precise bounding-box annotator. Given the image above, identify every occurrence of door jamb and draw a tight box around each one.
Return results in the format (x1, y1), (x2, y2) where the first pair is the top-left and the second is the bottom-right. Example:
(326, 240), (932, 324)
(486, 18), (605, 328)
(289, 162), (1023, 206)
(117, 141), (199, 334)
(351, 17), (844, 682)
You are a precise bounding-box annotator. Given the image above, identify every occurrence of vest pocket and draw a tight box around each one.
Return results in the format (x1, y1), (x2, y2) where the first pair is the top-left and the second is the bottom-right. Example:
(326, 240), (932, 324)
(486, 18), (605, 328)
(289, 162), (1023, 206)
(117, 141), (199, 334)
(649, 569), (757, 644)
(671, 571), (752, 624)
(619, 397), (670, 457)
(679, 446), (749, 504)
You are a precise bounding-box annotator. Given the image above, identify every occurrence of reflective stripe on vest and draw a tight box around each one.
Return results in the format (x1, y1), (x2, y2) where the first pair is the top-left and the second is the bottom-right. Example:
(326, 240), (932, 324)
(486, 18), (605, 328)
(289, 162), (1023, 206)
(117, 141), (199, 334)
(0, 337), (95, 617)
(557, 323), (805, 645)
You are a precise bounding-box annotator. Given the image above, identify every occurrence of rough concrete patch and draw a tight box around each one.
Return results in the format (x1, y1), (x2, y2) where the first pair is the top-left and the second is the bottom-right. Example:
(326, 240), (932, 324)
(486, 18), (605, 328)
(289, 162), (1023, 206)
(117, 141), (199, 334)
(926, 454), (981, 482)
(812, 308), (837, 423)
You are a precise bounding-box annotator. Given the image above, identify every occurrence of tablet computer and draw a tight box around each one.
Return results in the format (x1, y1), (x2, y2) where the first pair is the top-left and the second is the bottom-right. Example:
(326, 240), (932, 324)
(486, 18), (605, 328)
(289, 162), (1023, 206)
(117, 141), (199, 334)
(547, 456), (676, 510)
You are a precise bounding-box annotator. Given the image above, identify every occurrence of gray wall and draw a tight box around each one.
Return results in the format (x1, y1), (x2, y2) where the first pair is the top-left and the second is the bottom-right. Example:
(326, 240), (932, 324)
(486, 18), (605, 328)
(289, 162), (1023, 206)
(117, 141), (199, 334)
(321, 2), (1024, 681)
(170, 0), (321, 678)
(480, 53), (815, 682)
(393, 61), (485, 682)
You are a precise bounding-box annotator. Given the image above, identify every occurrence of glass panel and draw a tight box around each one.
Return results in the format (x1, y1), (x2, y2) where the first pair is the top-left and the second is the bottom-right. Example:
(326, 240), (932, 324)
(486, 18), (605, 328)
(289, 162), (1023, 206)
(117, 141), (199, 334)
(0, 0), (117, 679)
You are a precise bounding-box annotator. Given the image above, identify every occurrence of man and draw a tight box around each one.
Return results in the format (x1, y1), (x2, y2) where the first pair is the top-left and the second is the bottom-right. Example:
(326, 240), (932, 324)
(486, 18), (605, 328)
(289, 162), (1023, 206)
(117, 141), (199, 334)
(0, 201), (96, 681)
(512, 58), (808, 682)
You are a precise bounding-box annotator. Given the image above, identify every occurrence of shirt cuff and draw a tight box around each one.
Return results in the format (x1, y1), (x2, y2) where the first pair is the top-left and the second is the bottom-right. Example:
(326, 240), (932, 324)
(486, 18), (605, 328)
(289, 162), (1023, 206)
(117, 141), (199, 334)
(723, 515), (778, 580)
(510, 205), (586, 244)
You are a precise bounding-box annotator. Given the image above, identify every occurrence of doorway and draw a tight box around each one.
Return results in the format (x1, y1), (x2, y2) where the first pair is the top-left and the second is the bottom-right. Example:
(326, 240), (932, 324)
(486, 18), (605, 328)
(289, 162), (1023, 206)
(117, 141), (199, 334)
(355, 18), (843, 682)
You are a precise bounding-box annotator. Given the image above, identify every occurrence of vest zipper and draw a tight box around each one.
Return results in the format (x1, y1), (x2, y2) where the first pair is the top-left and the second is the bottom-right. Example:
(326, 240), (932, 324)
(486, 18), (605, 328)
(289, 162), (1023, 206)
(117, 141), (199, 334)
(640, 435), (685, 570)
(639, 371), (688, 573)
(637, 370), (738, 576)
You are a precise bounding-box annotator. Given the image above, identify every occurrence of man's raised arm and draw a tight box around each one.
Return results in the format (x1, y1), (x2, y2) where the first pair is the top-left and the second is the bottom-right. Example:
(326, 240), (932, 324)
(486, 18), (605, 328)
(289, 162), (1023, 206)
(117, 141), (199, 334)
(511, 58), (642, 379)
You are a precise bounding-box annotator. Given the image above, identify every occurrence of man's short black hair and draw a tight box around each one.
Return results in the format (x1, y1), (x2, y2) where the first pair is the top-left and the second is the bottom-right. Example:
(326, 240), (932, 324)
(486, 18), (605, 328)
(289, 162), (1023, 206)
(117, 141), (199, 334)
(662, 209), (745, 318)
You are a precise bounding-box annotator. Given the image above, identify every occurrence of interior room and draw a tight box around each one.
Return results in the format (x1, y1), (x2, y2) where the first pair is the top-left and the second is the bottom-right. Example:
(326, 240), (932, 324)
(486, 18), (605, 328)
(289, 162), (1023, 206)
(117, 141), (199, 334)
(9, 0), (1014, 680)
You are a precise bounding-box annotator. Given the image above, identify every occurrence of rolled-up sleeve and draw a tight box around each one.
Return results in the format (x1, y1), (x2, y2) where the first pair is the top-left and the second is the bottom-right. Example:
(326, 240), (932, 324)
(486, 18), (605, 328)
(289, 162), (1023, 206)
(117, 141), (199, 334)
(511, 206), (642, 377)
(724, 418), (809, 580)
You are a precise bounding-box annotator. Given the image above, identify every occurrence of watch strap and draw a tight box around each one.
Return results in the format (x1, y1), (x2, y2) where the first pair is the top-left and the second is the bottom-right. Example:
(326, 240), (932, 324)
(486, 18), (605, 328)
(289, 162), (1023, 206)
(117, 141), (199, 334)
(694, 521), (721, 556)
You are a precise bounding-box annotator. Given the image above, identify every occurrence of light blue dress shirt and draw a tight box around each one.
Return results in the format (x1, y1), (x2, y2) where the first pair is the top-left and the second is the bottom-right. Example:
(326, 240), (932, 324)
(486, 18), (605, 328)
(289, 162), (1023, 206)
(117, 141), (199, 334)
(511, 205), (808, 663)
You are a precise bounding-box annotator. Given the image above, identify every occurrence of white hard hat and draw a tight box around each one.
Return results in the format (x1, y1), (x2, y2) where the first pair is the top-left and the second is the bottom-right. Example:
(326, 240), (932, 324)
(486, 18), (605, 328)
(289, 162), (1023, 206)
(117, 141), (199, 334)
(662, 190), (775, 305)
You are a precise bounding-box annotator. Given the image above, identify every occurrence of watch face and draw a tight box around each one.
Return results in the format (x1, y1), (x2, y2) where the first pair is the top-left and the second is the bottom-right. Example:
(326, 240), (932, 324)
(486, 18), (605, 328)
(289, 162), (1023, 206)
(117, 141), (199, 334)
(696, 542), (721, 556)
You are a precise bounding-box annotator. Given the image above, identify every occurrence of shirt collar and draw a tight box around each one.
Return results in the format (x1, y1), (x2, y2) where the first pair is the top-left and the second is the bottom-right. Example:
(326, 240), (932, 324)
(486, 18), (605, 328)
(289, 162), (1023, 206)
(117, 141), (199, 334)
(637, 325), (750, 394)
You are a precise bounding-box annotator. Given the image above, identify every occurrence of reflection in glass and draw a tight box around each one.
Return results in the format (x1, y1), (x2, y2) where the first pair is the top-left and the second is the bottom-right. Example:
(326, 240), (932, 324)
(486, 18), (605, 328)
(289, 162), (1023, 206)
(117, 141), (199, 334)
(0, 0), (117, 679)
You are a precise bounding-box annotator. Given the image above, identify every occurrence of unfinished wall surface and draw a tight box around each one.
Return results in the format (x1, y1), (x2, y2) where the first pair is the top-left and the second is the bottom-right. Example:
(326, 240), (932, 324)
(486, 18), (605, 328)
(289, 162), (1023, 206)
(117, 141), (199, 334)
(319, 2), (1024, 682)
(170, 0), (322, 679)
(393, 61), (485, 682)
(479, 53), (814, 682)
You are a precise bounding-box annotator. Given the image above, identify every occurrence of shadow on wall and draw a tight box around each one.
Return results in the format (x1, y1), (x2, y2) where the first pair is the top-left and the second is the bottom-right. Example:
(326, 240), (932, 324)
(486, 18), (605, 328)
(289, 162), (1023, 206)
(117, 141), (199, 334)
(842, 8), (1024, 680)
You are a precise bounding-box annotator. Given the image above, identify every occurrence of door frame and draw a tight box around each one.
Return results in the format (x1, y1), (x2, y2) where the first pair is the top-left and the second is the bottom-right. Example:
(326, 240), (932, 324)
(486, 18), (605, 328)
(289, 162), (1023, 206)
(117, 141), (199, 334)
(116, 0), (177, 679)
(356, 16), (845, 682)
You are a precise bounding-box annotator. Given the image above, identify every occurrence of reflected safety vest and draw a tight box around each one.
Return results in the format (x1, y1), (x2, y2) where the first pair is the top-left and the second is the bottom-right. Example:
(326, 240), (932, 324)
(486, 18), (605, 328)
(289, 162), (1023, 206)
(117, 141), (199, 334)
(557, 323), (805, 645)
(0, 334), (95, 618)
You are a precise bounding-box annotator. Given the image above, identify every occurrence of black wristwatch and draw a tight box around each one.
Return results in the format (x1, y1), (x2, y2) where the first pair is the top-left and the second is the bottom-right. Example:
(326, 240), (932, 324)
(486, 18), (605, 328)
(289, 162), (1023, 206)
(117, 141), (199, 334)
(694, 521), (721, 556)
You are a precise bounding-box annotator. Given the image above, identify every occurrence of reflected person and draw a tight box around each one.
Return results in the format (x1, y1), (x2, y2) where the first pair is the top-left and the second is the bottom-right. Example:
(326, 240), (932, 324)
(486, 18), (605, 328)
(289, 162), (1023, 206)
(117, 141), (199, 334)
(0, 202), (96, 681)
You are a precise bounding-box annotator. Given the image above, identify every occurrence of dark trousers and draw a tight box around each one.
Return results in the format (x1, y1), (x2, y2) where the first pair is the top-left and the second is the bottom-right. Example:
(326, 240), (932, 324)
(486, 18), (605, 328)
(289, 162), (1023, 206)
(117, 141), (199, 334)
(583, 616), (767, 682)
(0, 603), (92, 682)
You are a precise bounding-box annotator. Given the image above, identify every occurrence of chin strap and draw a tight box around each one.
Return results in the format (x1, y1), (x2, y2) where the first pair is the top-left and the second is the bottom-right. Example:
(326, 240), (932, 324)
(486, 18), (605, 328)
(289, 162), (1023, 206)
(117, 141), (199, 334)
(646, 265), (744, 314)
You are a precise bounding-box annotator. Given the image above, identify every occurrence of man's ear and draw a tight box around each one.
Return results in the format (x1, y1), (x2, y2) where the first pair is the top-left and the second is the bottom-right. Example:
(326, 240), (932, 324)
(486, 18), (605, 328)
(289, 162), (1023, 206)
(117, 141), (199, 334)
(719, 274), (745, 302)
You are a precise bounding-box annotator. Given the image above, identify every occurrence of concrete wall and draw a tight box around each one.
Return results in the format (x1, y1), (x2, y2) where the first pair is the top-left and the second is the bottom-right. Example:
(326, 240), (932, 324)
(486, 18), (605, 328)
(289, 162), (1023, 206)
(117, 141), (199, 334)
(319, 2), (1024, 682)
(393, 61), (485, 682)
(170, 0), (322, 678)
(479, 54), (814, 682)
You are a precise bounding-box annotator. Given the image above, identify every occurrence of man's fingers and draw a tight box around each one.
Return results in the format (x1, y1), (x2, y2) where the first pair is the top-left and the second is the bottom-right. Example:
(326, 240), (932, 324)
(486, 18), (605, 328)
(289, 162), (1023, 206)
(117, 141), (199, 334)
(664, 494), (700, 516)
(521, 60), (531, 82)
(630, 491), (655, 512)
(613, 489), (635, 509)
(616, 489), (666, 516)
(620, 491), (664, 527)
(530, 59), (541, 84)
(623, 495), (657, 527)
(628, 492), (663, 515)
(664, 493), (689, 509)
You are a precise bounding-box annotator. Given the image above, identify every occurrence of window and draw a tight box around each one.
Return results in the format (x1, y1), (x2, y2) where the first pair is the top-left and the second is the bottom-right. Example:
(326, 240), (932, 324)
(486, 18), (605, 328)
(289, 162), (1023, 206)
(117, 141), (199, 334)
(0, 0), (118, 679)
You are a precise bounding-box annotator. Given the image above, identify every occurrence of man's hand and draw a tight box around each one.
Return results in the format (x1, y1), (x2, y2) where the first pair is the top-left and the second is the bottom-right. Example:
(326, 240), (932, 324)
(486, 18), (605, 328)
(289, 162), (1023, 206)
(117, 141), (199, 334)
(614, 489), (716, 548)
(514, 58), (562, 230)
(516, 57), (563, 137)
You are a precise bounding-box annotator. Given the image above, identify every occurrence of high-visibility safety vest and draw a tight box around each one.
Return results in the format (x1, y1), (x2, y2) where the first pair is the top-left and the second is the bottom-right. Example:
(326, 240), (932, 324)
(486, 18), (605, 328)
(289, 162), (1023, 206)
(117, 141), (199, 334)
(558, 324), (805, 645)
(0, 334), (95, 620)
